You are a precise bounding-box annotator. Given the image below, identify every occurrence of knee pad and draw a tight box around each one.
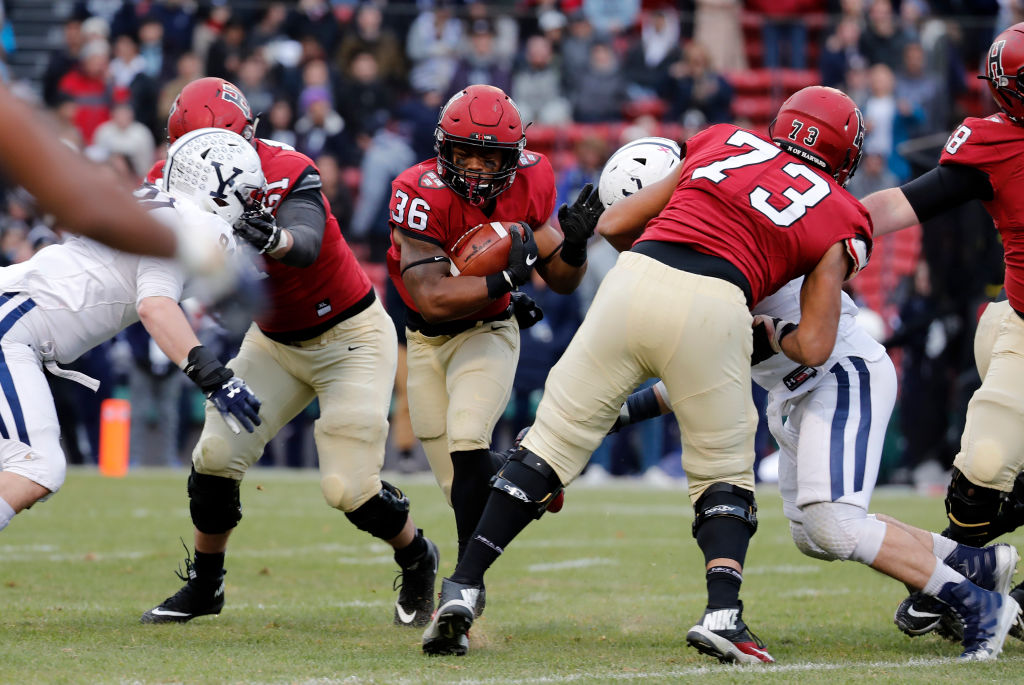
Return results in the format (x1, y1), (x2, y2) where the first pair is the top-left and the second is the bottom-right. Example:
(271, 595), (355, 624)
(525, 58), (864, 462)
(789, 521), (835, 561)
(943, 467), (1004, 545)
(692, 483), (757, 566)
(801, 502), (887, 564)
(490, 447), (564, 519)
(344, 480), (409, 541)
(188, 467), (242, 535)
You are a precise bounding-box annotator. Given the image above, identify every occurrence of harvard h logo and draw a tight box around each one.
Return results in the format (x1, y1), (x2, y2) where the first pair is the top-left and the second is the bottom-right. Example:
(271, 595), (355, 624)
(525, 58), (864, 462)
(990, 39), (1008, 86)
(209, 161), (244, 199)
(220, 83), (252, 119)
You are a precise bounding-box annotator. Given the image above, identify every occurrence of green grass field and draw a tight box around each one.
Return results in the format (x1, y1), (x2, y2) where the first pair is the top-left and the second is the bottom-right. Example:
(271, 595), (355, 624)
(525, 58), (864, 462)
(3, 467), (1024, 684)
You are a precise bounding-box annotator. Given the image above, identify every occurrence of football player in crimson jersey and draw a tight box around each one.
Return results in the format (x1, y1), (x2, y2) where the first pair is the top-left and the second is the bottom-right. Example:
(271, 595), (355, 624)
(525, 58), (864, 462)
(140, 78), (442, 629)
(426, 86), (1012, 663)
(386, 84), (599, 598)
(863, 22), (1024, 641)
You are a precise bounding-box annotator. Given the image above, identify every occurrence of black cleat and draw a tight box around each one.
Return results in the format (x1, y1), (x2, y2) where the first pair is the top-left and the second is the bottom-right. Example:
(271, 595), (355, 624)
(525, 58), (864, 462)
(894, 592), (955, 640)
(394, 536), (440, 627)
(422, 577), (480, 656)
(140, 549), (225, 624)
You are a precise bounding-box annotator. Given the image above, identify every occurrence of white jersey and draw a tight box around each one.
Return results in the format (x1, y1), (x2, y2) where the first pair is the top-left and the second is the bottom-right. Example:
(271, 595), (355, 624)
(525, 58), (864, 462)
(0, 190), (235, 363)
(751, 278), (886, 398)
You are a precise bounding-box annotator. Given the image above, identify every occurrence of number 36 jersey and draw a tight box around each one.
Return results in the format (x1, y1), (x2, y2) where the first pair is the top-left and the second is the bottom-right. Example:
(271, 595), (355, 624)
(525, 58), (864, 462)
(638, 124), (873, 306)
(939, 113), (1024, 312)
(385, 151), (556, 321)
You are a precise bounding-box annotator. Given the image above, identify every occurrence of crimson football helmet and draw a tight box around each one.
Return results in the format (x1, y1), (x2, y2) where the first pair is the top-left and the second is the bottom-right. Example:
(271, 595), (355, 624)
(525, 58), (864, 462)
(980, 22), (1024, 124)
(768, 86), (865, 187)
(434, 84), (527, 204)
(167, 77), (255, 143)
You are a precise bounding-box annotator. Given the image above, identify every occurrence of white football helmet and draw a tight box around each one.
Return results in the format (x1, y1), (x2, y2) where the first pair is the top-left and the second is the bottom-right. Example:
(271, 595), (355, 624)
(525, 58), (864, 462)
(598, 136), (683, 208)
(161, 127), (265, 226)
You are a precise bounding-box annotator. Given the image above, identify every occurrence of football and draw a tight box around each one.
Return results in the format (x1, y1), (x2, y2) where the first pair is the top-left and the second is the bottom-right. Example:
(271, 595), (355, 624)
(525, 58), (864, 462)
(449, 221), (525, 277)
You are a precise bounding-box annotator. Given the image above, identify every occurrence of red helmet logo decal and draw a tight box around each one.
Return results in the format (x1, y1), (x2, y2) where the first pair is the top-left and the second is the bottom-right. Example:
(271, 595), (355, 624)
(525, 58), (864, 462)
(220, 82), (252, 120)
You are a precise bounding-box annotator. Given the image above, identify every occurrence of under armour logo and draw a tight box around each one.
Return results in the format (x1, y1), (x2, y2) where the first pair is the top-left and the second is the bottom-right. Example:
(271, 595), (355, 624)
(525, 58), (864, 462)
(701, 608), (739, 632)
(209, 161), (244, 200)
(223, 382), (240, 398)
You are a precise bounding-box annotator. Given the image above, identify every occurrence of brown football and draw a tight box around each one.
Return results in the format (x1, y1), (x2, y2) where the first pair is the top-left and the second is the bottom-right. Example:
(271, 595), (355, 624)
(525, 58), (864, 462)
(449, 221), (525, 277)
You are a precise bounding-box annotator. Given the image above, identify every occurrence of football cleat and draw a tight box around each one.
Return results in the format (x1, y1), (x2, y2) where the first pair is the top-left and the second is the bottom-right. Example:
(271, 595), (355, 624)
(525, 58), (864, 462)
(394, 536), (440, 628)
(140, 551), (225, 624)
(950, 582), (1019, 661)
(947, 543), (1019, 594)
(685, 602), (775, 664)
(894, 592), (957, 640)
(1009, 584), (1024, 641)
(422, 577), (480, 656)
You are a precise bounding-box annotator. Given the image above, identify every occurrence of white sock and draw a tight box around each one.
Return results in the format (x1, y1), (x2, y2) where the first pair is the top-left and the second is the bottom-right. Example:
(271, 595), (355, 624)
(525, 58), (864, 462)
(922, 557), (968, 597)
(0, 497), (15, 532)
(931, 532), (958, 560)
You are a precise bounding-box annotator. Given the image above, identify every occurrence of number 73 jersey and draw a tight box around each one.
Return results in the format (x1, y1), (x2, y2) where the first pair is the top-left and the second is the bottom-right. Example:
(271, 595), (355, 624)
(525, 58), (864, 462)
(638, 124), (873, 306)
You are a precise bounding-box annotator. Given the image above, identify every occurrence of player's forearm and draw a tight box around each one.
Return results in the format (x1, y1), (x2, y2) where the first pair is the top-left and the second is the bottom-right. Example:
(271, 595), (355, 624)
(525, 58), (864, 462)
(409, 277), (499, 323)
(137, 296), (201, 366)
(860, 187), (918, 238)
(540, 256), (586, 294)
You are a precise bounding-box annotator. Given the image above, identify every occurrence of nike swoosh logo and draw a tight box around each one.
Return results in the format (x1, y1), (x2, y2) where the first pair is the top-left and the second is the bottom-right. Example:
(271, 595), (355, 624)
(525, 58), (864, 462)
(148, 608), (192, 617)
(395, 603), (418, 624)
(525, 254), (537, 266)
(348, 346), (362, 351)
(906, 606), (942, 619)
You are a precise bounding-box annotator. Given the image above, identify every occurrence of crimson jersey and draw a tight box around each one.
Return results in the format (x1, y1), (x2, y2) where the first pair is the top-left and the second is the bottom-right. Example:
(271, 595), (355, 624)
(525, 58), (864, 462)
(939, 113), (1024, 312)
(147, 139), (371, 336)
(386, 150), (557, 320)
(639, 124), (872, 305)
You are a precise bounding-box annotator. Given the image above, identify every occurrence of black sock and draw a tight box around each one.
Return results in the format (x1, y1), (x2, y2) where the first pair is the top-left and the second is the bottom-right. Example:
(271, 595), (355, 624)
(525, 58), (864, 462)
(193, 551), (225, 582)
(394, 529), (428, 568)
(451, 492), (536, 585)
(450, 449), (500, 561)
(706, 566), (742, 609)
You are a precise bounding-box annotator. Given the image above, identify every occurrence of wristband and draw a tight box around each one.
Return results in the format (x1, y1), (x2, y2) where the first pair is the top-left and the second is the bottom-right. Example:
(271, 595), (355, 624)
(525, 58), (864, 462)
(559, 240), (587, 268)
(485, 271), (514, 299)
(183, 345), (233, 392)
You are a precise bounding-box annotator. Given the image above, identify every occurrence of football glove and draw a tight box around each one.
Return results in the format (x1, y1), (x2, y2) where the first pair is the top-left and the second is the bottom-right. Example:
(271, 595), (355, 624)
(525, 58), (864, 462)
(557, 182), (603, 267)
(485, 223), (539, 299)
(751, 315), (798, 365)
(183, 345), (262, 434)
(511, 291), (544, 330)
(234, 208), (283, 254)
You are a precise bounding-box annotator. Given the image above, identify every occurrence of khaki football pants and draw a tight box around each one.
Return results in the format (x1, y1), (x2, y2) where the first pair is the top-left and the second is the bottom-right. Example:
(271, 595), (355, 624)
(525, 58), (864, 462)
(192, 298), (398, 512)
(521, 251), (758, 504)
(405, 318), (520, 503)
(954, 299), (1024, 491)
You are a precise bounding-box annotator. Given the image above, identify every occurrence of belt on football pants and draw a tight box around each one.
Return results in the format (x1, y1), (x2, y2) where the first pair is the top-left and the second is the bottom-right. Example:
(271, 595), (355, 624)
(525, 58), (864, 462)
(262, 288), (376, 346)
(405, 304), (513, 338)
(631, 240), (753, 306)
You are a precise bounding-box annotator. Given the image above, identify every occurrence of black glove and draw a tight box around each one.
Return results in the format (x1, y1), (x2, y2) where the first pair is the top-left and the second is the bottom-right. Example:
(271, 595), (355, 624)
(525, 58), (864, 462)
(234, 208), (284, 254)
(751, 315), (798, 365)
(557, 182), (604, 267)
(485, 223), (539, 299)
(511, 291), (544, 330)
(183, 345), (262, 434)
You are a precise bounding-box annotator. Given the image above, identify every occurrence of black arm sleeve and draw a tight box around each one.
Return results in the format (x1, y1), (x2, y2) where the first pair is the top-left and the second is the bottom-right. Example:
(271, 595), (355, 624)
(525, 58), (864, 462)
(275, 187), (326, 268)
(900, 163), (994, 224)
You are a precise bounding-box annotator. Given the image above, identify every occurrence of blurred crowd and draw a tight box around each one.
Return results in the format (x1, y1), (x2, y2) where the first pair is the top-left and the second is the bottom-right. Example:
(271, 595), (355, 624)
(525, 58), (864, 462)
(0, 0), (1018, 487)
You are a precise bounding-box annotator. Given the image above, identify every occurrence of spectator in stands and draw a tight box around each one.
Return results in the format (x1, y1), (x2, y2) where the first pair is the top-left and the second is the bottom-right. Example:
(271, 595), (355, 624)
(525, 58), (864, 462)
(512, 35), (571, 126)
(294, 86), (353, 162)
(844, 54), (870, 107)
(449, 19), (512, 95)
(205, 19), (244, 82)
(395, 87), (445, 161)
(694, 0), (746, 73)
(664, 40), (734, 126)
(110, 32), (160, 137)
(863, 62), (924, 182)
(582, 0), (640, 38)
(250, 2), (289, 49)
(537, 9), (568, 54)
(747, 0), (818, 70)
(623, 8), (681, 99)
(859, 0), (908, 71)
(820, 17), (862, 89)
(287, 0), (339, 55)
(350, 118), (415, 259)
(58, 39), (114, 145)
(236, 53), (276, 123)
(844, 151), (898, 200)
(467, 1), (519, 64)
(556, 136), (607, 212)
(138, 15), (168, 81)
(157, 51), (202, 128)
(315, 153), (354, 239)
(191, 2), (232, 66)
(560, 10), (595, 85)
(571, 41), (627, 123)
(339, 50), (393, 139)
(896, 41), (944, 135)
(405, 1), (462, 94)
(124, 321), (184, 467)
(335, 2), (406, 87)
(91, 98), (155, 178)
(43, 14), (86, 107)
(265, 98), (297, 148)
